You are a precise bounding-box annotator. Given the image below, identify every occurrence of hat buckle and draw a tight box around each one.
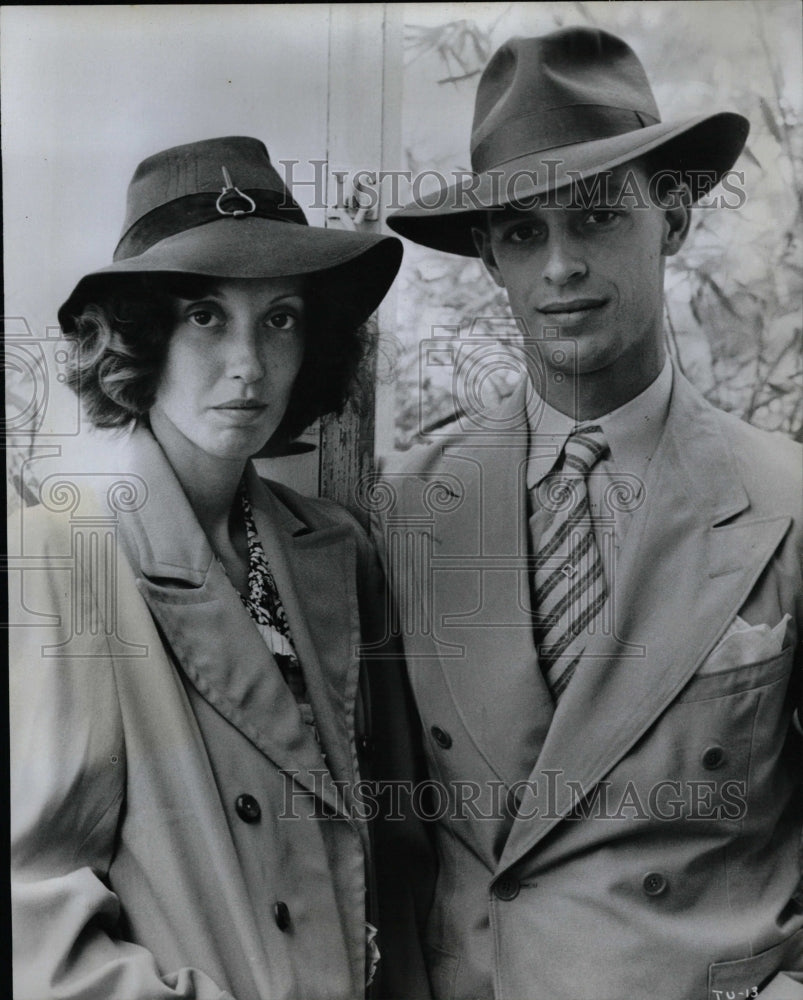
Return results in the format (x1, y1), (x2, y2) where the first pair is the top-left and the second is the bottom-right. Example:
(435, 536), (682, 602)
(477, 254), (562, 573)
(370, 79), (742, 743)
(216, 166), (256, 218)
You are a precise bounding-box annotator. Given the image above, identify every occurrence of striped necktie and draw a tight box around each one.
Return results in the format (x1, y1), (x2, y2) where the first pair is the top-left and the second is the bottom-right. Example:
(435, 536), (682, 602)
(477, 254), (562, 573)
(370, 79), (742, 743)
(531, 425), (609, 700)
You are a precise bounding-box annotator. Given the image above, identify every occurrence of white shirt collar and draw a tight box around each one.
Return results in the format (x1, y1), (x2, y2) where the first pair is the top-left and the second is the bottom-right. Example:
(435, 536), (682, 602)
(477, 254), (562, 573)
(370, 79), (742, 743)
(526, 358), (673, 489)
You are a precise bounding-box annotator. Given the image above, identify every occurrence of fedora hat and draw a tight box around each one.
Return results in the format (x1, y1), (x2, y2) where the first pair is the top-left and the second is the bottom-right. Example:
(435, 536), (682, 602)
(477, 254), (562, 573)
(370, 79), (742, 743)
(59, 135), (402, 331)
(387, 27), (750, 256)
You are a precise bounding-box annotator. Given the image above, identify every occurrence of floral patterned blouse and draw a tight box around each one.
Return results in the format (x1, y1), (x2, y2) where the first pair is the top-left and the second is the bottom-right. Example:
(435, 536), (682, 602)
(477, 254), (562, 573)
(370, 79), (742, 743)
(238, 484), (317, 734)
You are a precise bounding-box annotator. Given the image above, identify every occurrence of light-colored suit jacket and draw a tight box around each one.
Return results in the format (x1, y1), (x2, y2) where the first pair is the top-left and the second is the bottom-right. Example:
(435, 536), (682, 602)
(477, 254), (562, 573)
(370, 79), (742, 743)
(377, 371), (803, 1000)
(10, 428), (432, 1000)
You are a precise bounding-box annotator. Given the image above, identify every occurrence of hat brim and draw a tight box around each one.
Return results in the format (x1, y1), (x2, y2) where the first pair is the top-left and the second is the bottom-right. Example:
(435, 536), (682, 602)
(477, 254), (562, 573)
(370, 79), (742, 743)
(387, 111), (749, 256)
(58, 216), (402, 331)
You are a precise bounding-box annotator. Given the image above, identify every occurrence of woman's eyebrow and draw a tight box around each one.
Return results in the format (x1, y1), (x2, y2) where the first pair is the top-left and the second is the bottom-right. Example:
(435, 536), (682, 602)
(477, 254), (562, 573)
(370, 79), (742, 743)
(171, 284), (222, 303)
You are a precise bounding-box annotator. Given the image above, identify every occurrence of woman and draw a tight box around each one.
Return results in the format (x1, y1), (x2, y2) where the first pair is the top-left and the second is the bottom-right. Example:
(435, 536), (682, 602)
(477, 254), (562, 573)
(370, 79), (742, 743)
(10, 136), (433, 1000)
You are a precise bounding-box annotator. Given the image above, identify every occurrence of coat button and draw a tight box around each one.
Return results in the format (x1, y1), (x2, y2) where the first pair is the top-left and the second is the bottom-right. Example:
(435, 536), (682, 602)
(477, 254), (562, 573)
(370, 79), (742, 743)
(493, 875), (520, 901)
(274, 901), (291, 931)
(235, 793), (261, 823)
(431, 725), (453, 749)
(357, 734), (374, 757)
(642, 872), (668, 897)
(701, 745), (726, 769)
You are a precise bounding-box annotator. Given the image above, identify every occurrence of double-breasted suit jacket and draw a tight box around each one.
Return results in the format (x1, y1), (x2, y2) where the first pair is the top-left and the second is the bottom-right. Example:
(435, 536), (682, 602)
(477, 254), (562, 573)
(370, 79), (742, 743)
(11, 428), (432, 1000)
(377, 369), (803, 1000)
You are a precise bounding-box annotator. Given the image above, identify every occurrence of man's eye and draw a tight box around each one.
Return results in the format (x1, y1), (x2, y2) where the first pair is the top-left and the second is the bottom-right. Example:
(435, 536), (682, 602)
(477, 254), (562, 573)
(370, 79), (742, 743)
(506, 224), (542, 244)
(585, 210), (620, 226)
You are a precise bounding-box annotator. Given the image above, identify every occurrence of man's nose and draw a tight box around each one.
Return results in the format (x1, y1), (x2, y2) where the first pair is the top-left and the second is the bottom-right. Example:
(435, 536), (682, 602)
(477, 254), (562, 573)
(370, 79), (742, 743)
(541, 233), (587, 286)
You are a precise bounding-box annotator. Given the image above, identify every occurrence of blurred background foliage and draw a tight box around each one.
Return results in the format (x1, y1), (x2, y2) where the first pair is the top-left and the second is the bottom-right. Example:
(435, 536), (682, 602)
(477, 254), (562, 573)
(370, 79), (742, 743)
(388, 1), (802, 448)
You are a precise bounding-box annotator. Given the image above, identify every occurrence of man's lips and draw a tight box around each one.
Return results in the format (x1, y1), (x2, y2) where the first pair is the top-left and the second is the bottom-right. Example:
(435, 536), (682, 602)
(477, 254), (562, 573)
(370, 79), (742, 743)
(537, 298), (607, 314)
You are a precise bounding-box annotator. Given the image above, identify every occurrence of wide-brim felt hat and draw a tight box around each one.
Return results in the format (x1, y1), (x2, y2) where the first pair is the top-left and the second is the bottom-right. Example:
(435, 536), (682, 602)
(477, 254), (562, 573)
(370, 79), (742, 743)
(59, 135), (402, 332)
(387, 27), (750, 257)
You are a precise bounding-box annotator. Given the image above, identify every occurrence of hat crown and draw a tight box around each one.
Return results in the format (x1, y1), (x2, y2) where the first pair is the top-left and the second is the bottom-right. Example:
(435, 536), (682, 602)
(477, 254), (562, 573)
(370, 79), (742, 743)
(117, 136), (305, 260)
(470, 28), (661, 172)
(125, 136), (290, 222)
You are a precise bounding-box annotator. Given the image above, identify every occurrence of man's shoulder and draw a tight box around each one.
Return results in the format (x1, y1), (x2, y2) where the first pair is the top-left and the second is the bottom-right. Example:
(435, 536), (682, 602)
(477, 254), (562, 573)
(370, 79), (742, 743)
(683, 386), (802, 510)
(382, 378), (531, 478)
(708, 400), (800, 481)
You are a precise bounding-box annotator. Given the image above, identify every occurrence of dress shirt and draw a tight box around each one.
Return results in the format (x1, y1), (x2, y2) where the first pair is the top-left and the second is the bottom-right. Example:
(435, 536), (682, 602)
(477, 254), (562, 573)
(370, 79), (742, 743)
(526, 359), (673, 587)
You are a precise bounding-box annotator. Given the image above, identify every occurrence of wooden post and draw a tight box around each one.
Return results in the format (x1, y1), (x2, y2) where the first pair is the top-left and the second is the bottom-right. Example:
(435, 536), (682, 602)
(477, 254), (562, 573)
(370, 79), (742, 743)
(319, 3), (403, 524)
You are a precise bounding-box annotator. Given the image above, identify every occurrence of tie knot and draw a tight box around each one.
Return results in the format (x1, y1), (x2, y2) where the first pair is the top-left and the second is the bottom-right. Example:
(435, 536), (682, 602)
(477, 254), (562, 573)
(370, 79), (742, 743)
(562, 425), (608, 475)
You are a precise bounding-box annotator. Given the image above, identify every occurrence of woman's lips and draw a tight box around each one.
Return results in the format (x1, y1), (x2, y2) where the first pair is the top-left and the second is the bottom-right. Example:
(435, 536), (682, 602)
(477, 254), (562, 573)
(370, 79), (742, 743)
(214, 399), (268, 409)
(212, 400), (269, 423)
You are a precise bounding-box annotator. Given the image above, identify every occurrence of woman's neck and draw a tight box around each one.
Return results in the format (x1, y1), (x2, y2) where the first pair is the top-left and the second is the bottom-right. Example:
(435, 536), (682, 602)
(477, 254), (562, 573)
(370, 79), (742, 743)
(146, 410), (247, 549)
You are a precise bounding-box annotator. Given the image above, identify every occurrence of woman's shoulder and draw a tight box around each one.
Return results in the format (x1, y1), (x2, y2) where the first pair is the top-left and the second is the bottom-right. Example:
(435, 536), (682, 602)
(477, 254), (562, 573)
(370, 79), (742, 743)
(9, 496), (91, 555)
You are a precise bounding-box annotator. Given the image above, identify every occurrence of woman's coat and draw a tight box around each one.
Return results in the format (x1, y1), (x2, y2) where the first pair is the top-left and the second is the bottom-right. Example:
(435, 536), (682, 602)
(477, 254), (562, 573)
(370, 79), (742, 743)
(10, 428), (432, 1000)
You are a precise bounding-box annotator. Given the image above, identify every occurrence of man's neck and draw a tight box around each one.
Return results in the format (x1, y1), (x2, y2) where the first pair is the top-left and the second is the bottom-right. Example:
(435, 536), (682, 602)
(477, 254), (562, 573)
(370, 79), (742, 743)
(534, 345), (668, 421)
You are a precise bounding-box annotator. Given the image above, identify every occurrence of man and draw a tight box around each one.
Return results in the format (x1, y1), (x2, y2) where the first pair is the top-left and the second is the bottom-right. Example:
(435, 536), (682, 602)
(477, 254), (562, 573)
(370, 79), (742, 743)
(378, 27), (803, 1000)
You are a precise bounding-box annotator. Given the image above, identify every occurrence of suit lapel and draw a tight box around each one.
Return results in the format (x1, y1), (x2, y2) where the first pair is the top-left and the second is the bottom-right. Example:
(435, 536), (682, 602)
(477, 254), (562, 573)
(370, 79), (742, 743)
(115, 430), (354, 817)
(499, 374), (792, 868)
(397, 382), (555, 788)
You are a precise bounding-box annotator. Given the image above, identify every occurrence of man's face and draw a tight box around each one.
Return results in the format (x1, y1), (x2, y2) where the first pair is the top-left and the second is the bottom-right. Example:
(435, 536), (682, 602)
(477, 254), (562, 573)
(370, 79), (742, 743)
(473, 163), (689, 398)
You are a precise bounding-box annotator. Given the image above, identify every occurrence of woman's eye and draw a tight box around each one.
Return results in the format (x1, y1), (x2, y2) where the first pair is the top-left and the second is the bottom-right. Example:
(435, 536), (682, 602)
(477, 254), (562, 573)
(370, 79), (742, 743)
(266, 311), (300, 331)
(187, 309), (219, 328)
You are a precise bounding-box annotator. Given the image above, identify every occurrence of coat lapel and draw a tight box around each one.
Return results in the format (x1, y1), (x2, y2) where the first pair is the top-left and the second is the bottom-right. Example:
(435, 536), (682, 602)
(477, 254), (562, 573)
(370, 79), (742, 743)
(499, 374), (792, 868)
(396, 381), (555, 788)
(115, 430), (356, 818)
(244, 467), (363, 807)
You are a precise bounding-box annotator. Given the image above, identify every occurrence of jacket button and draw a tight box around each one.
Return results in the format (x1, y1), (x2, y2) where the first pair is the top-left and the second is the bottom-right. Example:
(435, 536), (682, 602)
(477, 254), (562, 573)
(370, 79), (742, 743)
(235, 794), (261, 823)
(701, 745), (726, 769)
(431, 725), (453, 749)
(642, 872), (668, 897)
(493, 875), (520, 901)
(357, 734), (374, 757)
(274, 901), (291, 931)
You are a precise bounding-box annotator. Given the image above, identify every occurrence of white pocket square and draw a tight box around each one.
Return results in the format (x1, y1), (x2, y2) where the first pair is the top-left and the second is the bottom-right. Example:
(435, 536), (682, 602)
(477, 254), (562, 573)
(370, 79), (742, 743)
(700, 613), (791, 675)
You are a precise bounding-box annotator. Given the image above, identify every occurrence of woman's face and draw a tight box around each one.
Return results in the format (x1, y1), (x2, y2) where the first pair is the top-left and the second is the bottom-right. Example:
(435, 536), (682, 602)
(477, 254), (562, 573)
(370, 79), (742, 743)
(150, 276), (306, 464)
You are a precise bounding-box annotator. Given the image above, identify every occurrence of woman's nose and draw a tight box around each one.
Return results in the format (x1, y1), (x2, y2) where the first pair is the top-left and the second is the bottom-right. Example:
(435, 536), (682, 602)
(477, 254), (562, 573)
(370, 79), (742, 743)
(227, 322), (265, 383)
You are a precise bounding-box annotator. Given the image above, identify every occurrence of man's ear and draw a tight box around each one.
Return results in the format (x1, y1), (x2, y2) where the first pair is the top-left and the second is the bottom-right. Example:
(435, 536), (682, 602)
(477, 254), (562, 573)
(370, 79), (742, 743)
(661, 184), (692, 257)
(471, 224), (506, 287)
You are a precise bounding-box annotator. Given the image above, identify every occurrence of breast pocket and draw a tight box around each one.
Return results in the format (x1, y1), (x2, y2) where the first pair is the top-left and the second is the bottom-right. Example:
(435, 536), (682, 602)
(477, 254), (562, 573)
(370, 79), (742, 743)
(683, 642), (795, 700)
(612, 645), (796, 831)
(666, 644), (796, 822)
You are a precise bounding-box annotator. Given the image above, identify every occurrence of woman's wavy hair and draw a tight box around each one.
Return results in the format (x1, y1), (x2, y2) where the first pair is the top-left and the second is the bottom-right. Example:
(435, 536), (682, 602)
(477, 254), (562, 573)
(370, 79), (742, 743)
(62, 273), (374, 450)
